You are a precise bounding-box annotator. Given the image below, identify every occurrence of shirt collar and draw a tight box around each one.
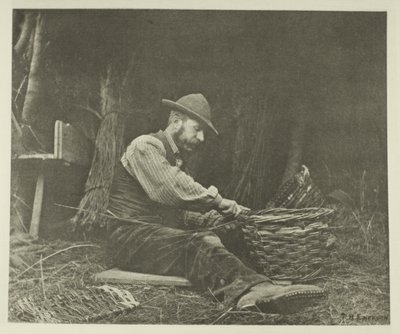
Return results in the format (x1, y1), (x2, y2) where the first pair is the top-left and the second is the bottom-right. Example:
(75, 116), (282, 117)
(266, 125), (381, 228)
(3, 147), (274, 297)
(163, 130), (180, 155)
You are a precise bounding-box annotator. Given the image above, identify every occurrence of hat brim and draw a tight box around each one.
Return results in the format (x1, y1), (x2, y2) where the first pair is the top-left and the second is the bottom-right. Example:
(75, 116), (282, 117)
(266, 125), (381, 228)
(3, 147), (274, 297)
(162, 99), (219, 135)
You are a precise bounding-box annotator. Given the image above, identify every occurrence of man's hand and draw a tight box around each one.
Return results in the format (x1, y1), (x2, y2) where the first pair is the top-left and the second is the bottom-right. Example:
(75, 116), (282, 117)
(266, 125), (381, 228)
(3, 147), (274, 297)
(217, 198), (249, 218)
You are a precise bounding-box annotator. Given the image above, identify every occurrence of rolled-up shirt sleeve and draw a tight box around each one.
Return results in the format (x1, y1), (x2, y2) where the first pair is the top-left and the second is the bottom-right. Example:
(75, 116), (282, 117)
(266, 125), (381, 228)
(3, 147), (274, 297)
(121, 135), (222, 212)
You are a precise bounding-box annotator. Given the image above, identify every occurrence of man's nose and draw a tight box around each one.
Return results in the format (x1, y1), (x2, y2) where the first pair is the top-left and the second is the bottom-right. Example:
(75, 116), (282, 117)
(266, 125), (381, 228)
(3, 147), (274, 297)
(197, 130), (204, 142)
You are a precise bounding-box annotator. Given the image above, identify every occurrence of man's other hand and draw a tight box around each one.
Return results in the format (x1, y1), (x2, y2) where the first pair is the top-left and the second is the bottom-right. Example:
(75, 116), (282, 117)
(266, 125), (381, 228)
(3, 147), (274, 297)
(217, 198), (245, 218)
(239, 205), (251, 214)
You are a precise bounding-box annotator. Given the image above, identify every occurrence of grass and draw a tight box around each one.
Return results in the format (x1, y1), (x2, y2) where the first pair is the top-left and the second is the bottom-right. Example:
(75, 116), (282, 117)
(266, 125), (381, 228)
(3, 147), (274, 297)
(8, 170), (390, 325)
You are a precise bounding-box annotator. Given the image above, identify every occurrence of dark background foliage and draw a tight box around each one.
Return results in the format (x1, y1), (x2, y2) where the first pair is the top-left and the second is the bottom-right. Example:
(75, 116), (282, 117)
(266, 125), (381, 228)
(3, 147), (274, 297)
(12, 9), (387, 211)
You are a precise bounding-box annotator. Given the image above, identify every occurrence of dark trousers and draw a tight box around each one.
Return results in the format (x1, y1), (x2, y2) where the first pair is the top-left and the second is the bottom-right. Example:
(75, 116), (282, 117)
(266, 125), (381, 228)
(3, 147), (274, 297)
(108, 220), (269, 305)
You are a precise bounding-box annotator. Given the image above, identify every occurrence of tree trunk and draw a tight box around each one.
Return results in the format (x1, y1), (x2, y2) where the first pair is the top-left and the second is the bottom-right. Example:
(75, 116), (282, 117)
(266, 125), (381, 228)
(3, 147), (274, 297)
(14, 11), (36, 57)
(21, 12), (50, 150)
(71, 65), (126, 234)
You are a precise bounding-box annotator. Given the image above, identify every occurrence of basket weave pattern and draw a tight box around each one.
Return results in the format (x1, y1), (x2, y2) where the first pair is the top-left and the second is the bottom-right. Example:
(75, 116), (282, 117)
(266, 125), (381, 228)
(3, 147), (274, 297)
(242, 208), (332, 280)
(12, 285), (139, 323)
(269, 165), (325, 209)
(241, 166), (333, 280)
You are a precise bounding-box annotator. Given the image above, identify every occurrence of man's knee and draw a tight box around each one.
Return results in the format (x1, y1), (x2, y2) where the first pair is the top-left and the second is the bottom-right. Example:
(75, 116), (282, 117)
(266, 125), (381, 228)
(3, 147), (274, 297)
(200, 234), (224, 247)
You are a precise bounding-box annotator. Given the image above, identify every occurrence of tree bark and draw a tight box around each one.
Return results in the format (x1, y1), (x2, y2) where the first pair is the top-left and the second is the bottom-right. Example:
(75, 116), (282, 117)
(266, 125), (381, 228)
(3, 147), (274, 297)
(14, 11), (36, 57)
(21, 12), (50, 150)
(21, 13), (44, 124)
(71, 65), (126, 234)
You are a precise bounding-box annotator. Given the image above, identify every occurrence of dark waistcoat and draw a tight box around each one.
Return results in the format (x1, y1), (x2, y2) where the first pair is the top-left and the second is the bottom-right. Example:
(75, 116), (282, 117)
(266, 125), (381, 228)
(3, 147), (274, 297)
(108, 131), (183, 226)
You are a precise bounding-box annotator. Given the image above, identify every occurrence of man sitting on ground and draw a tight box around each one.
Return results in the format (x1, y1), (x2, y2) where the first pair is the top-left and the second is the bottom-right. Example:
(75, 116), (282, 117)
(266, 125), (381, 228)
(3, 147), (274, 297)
(107, 93), (326, 314)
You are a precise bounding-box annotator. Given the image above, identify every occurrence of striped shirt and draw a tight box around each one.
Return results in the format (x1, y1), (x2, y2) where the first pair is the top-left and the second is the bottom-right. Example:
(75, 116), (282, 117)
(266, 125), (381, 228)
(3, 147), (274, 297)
(121, 130), (223, 213)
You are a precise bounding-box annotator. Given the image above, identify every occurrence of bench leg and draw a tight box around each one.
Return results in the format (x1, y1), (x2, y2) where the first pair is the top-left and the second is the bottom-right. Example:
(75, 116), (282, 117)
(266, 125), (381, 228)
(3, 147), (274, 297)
(29, 172), (45, 239)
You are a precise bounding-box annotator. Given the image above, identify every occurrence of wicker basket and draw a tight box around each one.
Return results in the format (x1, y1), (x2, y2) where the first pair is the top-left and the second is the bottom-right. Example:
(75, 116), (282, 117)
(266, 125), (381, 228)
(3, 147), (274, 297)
(241, 207), (333, 280)
(268, 165), (325, 209)
(11, 285), (139, 323)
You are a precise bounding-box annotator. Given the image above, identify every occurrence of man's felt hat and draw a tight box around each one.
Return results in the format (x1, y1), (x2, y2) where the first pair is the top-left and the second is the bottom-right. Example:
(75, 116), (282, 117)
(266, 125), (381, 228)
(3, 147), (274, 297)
(162, 93), (219, 135)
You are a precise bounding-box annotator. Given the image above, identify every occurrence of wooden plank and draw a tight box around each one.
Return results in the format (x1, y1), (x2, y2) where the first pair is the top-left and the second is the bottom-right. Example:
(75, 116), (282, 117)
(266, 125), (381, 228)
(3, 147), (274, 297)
(29, 171), (45, 239)
(15, 153), (56, 160)
(55, 121), (92, 167)
(94, 268), (192, 287)
(53, 120), (62, 160)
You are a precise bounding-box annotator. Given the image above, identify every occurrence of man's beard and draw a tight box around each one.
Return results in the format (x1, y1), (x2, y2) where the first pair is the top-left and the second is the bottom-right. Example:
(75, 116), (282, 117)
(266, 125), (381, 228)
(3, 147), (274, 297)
(173, 127), (198, 153)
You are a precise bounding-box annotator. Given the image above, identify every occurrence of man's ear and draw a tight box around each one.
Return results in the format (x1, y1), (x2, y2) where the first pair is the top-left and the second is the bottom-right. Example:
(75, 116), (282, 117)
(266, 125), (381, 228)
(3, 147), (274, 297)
(173, 118), (183, 131)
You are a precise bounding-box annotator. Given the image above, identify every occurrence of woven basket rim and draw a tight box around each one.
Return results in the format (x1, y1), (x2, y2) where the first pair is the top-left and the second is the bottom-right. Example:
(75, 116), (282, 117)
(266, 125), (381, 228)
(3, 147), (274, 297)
(243, 207), (334, 226)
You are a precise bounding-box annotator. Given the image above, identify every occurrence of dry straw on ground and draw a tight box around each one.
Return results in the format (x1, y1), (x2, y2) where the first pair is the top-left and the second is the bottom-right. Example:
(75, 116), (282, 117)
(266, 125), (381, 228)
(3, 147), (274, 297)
(8, 202), (390, 326)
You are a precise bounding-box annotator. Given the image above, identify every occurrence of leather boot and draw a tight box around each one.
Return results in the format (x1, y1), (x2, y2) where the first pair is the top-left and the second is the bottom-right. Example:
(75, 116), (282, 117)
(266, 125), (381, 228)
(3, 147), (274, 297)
(236, 281), (327, 314)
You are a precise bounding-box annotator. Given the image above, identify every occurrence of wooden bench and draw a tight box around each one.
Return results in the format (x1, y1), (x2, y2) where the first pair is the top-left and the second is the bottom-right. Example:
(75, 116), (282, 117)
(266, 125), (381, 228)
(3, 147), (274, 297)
(13, 120), (93, 239)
